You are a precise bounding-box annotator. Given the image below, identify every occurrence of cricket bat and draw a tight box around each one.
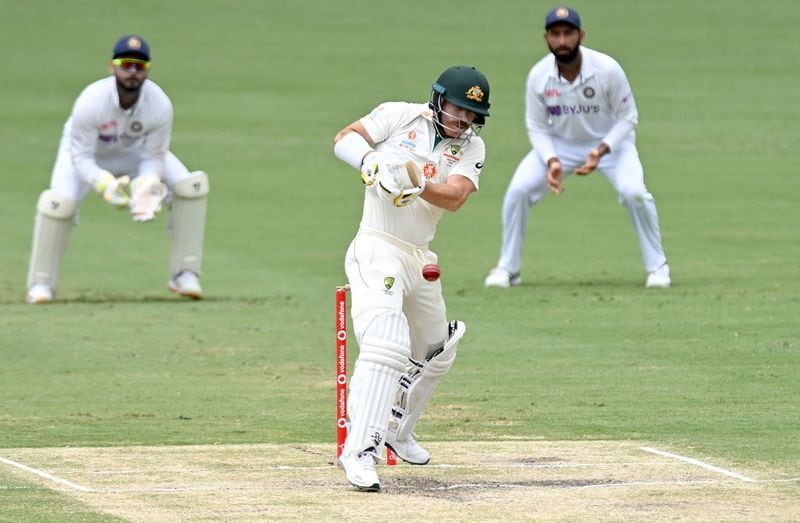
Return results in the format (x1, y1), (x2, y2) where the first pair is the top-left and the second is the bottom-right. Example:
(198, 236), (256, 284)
(404, 160), (422, 188)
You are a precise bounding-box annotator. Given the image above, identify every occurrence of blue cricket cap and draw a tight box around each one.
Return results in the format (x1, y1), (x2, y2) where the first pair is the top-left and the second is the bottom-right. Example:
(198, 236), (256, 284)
(112, 35), (150, 61)
(545, 6), (582, 30)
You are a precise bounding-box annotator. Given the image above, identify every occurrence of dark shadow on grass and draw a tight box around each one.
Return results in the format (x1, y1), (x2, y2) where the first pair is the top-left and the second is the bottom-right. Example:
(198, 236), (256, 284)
(0, 294), (291, 305)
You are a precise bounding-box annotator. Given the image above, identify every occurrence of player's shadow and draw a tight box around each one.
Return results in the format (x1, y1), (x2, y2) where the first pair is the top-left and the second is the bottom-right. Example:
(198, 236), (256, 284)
(5, 294), (281, 305)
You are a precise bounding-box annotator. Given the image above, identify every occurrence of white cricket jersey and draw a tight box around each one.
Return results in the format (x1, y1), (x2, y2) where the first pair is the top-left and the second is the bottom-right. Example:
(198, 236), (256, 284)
(526, 46), (638, 161)
(65, 76), (173, 184)
(359, 102), (486, 246)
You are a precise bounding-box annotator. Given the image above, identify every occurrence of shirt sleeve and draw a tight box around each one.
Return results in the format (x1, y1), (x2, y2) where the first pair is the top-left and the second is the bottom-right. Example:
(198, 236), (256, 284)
(360, 102), (410, 145)
(68, 97), (107, 185)
(138, 100), (172, 179)
(601, 61), (639, 151)
(524, 70), (557, 163)
(450, 137), (484, 191)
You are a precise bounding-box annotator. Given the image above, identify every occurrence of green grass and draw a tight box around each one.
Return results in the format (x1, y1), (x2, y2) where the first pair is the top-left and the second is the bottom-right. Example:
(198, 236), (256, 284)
(1, 0), (799, 518)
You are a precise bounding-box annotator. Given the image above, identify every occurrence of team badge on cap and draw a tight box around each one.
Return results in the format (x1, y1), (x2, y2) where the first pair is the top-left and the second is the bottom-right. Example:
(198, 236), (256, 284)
(555, 7), (570, 18)
(465, 85), (485, 102)
(126, 37), (142, 50)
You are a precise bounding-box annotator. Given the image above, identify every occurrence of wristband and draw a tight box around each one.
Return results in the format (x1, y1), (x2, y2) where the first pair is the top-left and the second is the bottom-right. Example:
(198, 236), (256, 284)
(334, 132), (373, 170)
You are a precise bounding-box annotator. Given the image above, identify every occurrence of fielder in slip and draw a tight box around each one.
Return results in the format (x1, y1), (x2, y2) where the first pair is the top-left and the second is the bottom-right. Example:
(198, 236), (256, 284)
(26, 35), (209, 304)
(333, 65), (491, 491)
(485, 5), (671, 289)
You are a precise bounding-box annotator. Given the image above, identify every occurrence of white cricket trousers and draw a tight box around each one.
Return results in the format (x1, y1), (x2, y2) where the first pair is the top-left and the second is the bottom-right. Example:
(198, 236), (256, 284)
(496, 137), (667, 275)
(345, 227), (449, 362)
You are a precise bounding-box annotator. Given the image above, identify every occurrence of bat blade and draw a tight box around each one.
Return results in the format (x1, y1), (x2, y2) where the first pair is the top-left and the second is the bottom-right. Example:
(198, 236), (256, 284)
(404, 161), (422, 187)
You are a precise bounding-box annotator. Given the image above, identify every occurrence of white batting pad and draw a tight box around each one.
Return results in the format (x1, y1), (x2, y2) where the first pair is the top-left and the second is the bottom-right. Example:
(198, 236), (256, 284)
(169, 171), (209, 277)
(391, 321), (465, 441)
(27, 190), (77, 290)
(343, 360), (402, 456)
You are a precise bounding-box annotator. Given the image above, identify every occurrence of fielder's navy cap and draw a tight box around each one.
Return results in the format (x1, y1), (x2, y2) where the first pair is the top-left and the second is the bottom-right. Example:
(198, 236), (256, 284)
(112, 35), (150, 61)
(545, 6), (582, 30)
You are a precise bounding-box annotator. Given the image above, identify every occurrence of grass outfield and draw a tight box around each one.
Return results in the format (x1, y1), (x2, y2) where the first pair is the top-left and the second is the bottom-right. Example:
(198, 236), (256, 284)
(1, 0), (798, 520)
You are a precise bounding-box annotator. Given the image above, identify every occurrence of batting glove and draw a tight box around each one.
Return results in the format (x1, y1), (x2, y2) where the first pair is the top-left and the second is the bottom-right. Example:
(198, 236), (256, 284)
(129, 174), (168, 222)
(377, 163), (423, 207)
(360, 152), (387, 187)
(92, 171), (130, 207)
(392, 186), (423, 207)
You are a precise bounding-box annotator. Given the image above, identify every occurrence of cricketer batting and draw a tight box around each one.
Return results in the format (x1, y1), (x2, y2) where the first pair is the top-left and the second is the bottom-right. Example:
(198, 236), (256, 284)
(333, 65), (491, 491)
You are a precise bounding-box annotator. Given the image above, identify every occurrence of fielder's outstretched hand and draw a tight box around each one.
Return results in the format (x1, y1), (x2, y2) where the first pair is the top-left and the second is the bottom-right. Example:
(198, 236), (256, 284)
(575, 148), (601, 175)
(546, 159), (564, 194)
(92, 171), (131, 207)
(129, 174), (168, 222)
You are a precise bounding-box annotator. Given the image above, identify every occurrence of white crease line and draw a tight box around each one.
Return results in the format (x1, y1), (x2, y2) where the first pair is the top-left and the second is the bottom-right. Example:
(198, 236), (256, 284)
(576, 479), (717, 489)
(0, 455), (93, 492)
(270, 463), (598, 470)
(639, 446), (755, 482)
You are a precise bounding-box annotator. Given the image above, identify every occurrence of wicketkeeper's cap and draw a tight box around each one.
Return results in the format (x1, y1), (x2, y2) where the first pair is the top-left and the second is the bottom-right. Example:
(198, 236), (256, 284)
(545, 6), (582, 30)
(112, 35), (150, 61)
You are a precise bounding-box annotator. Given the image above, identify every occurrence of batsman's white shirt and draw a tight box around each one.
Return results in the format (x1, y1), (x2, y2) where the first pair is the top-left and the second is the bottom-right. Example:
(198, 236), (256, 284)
(359, 102), (485, 247)
(526, 46), (638, 161)
(346, 101), (486, 360)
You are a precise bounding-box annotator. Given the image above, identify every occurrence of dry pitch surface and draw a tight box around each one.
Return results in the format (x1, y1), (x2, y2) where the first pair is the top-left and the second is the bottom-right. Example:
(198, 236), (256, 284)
(2, 441), (798, 521)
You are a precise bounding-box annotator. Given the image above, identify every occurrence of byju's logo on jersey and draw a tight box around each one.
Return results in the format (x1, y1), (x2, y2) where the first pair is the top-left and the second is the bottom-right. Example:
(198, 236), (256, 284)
(547, 104), (600, 116)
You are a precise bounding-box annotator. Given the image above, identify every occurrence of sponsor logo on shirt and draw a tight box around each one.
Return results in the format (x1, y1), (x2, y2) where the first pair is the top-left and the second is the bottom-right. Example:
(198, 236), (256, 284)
(423, 163), (438, 179)
(547, 104), (600, 116)
(399, 130), (418, 151)
(545, 88), (561, 98)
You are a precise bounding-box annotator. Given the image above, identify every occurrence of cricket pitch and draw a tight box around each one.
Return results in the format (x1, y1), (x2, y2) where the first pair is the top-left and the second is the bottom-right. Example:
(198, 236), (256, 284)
(2, 441), (798, 521)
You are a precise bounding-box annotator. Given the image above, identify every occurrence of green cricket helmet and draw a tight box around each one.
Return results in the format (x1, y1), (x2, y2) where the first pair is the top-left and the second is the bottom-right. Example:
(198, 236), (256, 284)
(430, 65), (491, 125)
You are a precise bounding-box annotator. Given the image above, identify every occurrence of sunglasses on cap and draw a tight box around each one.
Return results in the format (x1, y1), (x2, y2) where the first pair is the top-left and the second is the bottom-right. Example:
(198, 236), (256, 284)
(112, 58), (150, 72)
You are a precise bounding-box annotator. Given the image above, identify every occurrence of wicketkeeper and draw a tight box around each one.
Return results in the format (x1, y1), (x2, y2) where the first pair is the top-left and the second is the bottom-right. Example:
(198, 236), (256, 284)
(26, 35), (209, 304)
(333, 65), (491, 491)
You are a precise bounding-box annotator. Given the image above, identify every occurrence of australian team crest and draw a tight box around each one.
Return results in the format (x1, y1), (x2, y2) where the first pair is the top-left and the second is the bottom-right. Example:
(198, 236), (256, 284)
(465, 85), (484, 102)
(383, 276), (395, 292)
(449, 144), (461, 156)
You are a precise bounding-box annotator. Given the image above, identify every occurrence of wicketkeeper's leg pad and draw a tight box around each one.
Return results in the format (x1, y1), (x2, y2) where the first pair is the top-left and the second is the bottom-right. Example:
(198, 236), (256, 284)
(169, 171), (209, 277)
(391, 320), (466, 441)
(27, 190), (77, 291)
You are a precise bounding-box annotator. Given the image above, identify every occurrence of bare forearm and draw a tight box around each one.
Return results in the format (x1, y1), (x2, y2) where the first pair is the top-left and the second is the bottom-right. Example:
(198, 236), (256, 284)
(420, 176), (475, 211)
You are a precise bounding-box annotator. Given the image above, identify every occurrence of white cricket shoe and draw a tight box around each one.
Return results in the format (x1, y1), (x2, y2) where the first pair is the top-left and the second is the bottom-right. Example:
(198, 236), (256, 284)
(484, 267), (522, 288)
(26, 283), (54, 304)
(338, 448), (380, 491)
(168, 271), (203, 300)
(646, 263), (671, 289)
(385, 428), (430, 465)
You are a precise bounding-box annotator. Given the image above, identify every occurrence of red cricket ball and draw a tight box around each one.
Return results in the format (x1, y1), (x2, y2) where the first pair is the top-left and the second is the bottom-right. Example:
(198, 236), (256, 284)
(422, 263), (441, 282)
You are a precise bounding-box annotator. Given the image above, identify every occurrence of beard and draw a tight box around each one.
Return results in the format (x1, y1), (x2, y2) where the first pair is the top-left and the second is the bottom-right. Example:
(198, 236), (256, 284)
(549, 44), (580, 64)
(117, 77), (143, 93)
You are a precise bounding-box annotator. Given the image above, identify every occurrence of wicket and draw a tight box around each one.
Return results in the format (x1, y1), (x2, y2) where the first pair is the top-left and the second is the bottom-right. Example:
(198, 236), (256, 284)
(336, 285), (396, 466)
